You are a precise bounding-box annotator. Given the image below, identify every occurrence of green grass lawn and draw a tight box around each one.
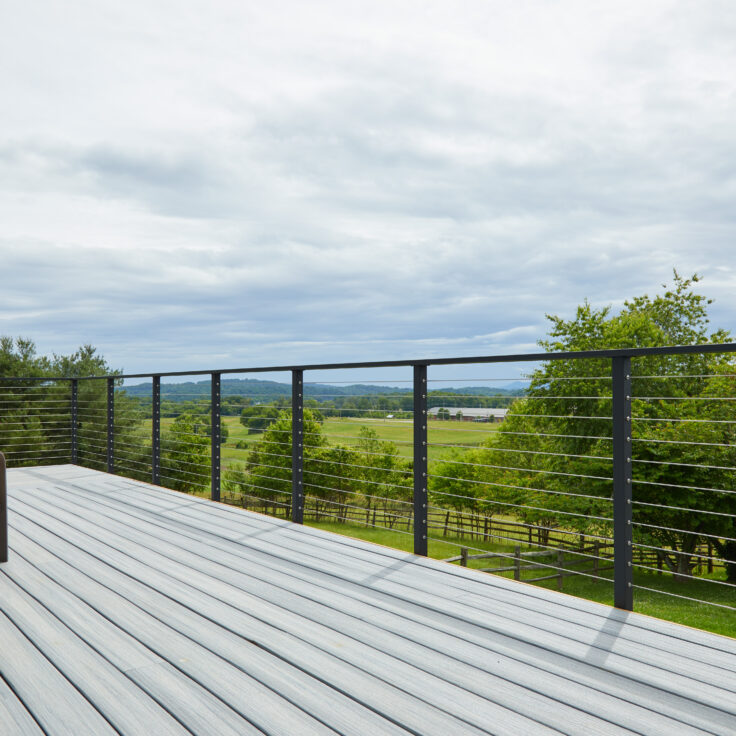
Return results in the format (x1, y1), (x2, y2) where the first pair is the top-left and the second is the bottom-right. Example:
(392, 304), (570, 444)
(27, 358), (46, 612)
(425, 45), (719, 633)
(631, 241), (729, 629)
(218, 415), (499, 466)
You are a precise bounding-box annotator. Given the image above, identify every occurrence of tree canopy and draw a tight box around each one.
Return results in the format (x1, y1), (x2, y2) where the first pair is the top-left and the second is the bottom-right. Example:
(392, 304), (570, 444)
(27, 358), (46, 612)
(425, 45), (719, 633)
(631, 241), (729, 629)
(432, 273), (736, 581)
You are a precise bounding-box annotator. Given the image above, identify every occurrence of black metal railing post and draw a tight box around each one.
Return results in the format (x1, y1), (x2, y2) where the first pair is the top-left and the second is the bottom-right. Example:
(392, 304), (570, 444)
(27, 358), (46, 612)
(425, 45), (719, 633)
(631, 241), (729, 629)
(152, 376), (161, 485)
(292, 369), (304, 524)
(107, 377), (115, 474)
(70, 379), (78, 465)
(612, 356), (633, 610)
(0, 452), (7, 563)
(414, 364), (428, 556)
(211, 373), (221, 502)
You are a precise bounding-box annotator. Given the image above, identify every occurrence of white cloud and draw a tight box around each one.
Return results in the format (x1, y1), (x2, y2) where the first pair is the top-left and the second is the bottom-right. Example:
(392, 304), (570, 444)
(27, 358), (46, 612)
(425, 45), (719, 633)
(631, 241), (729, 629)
(1, 1), (735, 375)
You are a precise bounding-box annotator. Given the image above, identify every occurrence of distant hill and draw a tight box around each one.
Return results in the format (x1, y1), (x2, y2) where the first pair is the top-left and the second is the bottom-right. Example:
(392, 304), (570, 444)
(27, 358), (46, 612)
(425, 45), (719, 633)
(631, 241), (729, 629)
(122, 378), (525, 402)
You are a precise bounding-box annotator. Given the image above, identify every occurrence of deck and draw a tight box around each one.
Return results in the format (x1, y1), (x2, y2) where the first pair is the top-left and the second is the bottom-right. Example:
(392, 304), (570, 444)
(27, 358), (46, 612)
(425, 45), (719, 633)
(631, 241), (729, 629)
(1, 465), (735, 735)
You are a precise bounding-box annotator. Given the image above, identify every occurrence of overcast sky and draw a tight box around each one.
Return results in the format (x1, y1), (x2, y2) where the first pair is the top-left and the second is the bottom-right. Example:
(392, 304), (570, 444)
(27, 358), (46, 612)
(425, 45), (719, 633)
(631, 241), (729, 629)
(1, 1), (735, 378)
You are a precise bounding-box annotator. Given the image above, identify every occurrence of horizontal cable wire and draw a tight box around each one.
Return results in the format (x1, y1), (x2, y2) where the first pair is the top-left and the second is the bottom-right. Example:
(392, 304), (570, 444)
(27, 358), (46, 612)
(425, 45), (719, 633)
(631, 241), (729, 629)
(0, 428), (72, 435)
(303, 430), (413, 445)
(426, 426), (514, 435)
(633, 542), (732, 564)
(301, 442), (413, 461)
(496, 430), (612, 441)
(223, 477), (293, 498)
(429, 486), (614, 522)
(427, 506), (613, 556)
(633, 373), (736, 379)
(303, 455), (412, 476)
(157, 465), (210, 482)
(244, 471), (291, 487)
(425, 534), (615, 583)
(435, 447), (612, 462)
(634, 416), (736, 425)
(633, 478), (736, 497)
(223, 490), (291, 509)
(636, 396), (736, 401)
(632, 500), (736, 518)
(157, 453), (210, 471)
(1, 450), (71, 458)
(240, 460), (290, 475)
(633, 458), (736, 473)
(427, 376), (608, 382)
(427, 523), (612, 568)
(631, 584), (736, 612)
(427, 460), (611, 482)
(631, 521), (736, 543)
(309, 509), (414, 537)
(304, 468), (411, 492)
(232, 449), (291, 463)
(439, 474), (609, 503)
(113, 459), (154, 475)
(302, 494), (412, 523)
(157, 473), (209, 491)
(633, 437), (736, 449)
(1, 440), (72, 448)
(630, 561), (736, 587)
(303, 379), (413, 384)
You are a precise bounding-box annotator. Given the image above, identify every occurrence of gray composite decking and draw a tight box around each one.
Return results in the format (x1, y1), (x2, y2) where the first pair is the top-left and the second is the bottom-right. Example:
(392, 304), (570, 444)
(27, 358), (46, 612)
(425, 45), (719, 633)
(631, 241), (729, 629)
(1, 466), (735, 736)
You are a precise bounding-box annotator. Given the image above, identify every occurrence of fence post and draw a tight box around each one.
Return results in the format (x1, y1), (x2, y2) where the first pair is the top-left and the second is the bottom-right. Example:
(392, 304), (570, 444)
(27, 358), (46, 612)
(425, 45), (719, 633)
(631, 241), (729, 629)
(413, 364), (428, 556)
(106, 377), (115, 474)
(612, 355), (633, 610)
(514, 545), (521, 580)
(593, 541), (600, 576)
(557, 550), (564, 591)
(152, 376), (161, 485)
(1, 452), (6, 563)
(460, 547), (468, 567)
(292, 369), (304, 524)
(70, 379), (78, 465)
(211, 373), (221, 502)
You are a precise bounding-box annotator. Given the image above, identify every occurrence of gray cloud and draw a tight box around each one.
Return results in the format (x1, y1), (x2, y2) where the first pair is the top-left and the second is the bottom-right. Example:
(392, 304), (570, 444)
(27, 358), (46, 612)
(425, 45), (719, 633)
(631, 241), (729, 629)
(1, 1), (735, 376)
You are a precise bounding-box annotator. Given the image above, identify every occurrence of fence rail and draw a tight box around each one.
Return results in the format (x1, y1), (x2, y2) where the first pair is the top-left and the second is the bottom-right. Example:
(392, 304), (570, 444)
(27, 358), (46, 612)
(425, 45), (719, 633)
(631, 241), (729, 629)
(2, 342), (736, 616)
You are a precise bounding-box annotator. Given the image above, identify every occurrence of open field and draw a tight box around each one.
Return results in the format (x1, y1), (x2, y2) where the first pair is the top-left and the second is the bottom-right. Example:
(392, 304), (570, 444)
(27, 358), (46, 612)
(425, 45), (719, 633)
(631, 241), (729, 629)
(220, 415), (500, 464)
(146, 415), (501, 467)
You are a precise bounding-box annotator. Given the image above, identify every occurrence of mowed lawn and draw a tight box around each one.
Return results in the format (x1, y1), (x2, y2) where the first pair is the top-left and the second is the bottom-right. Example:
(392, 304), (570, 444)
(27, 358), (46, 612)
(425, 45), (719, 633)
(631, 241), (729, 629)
(217, 415), (500, 466)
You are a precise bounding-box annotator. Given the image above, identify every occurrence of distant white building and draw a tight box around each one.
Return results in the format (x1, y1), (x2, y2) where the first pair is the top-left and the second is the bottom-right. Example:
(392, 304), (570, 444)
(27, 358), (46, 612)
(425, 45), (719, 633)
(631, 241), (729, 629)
(427, 407), (508, 422)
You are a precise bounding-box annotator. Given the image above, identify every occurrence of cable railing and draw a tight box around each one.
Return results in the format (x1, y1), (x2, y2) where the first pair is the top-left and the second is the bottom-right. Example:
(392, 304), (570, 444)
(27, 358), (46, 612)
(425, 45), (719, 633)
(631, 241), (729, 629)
(1, 343), (735, 627)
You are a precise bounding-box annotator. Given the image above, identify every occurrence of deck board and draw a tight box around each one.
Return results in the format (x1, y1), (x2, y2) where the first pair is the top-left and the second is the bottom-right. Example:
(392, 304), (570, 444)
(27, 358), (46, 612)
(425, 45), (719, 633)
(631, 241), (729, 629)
(1, 465), (735, 735)
(22, 479), (734, 735)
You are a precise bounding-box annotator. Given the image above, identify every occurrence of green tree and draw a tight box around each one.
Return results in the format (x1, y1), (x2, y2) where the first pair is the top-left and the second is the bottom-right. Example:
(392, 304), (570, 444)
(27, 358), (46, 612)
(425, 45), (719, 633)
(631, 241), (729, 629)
(479, 273), (736, 580)
(232, 409), (327, 517)
(0, 338), (144, 473)
(240, 405), (280, 434)
(308, 444), (362, 521)
(160, 413), (210, 493)
(203, 414), (229, 445)
(356, 427), (413, 529)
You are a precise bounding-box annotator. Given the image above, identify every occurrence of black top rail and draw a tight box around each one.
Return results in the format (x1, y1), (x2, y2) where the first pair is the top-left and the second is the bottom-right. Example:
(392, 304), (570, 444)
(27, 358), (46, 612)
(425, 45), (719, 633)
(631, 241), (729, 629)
(2, 342), (736, 382)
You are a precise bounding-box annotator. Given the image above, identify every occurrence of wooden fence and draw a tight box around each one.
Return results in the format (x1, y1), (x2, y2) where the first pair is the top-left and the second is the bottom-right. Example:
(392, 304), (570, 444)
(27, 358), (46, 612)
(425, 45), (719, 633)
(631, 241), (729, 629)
(223, 491), (724, 575)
